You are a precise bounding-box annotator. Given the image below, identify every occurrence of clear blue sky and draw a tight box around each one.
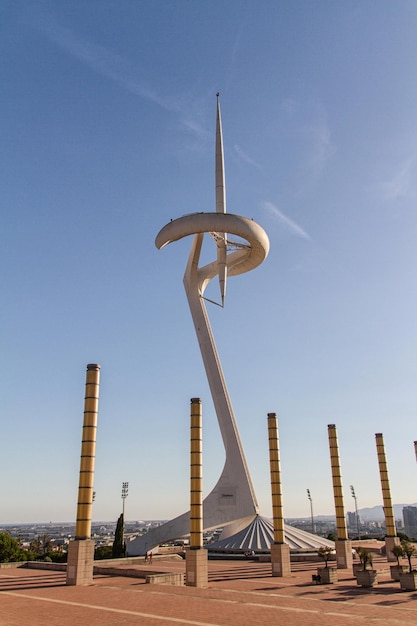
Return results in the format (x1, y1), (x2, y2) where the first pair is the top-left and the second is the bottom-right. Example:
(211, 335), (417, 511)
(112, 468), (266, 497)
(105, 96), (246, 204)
(1, 1), (417, 524)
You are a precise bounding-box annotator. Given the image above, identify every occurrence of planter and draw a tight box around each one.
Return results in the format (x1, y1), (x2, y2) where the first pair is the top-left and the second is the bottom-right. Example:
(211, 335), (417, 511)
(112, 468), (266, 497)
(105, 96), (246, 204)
(355, 569), (378, 587)
(317, 566), (338, 584)
(399, 571), (417, 591)
(390, 565), (405, 581)
(352, 563), (363, 576)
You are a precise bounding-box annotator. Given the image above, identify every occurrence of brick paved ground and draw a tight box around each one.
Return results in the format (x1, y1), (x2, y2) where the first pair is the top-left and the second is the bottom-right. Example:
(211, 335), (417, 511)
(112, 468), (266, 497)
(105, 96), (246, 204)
(1, 556), (416, 625)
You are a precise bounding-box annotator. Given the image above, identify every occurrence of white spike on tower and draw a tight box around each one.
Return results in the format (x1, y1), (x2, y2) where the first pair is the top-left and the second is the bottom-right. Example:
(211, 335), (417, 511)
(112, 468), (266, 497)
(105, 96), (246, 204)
(215, 93), (227, 305)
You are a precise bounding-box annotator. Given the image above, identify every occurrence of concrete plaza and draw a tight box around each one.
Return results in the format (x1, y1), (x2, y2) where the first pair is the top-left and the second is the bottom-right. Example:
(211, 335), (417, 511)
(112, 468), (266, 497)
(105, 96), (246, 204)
(1, 555), (416, 625)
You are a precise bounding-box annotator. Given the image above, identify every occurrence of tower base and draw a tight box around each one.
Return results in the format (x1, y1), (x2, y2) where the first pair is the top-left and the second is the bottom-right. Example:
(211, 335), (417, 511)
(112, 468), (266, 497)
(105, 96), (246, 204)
(185, 548), (208, 588)
(271, 543), (291, 577)
(66, 539), (95, 586)
(335, 539), (353, 569)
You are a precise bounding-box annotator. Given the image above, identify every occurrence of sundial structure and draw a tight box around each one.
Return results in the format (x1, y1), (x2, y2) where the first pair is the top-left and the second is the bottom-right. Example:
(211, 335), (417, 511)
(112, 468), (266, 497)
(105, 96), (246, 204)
(127, 98), (333, 555)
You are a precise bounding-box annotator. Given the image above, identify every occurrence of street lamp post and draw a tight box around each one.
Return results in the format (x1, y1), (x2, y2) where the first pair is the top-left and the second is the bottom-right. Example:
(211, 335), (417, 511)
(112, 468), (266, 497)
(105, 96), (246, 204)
(350, 485), (360, 540)
(307, 489), (315, 534)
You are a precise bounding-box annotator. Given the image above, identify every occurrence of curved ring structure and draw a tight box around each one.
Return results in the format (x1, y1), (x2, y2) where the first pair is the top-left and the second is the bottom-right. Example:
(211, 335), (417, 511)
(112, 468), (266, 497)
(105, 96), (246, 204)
(155, 212), (269, 277)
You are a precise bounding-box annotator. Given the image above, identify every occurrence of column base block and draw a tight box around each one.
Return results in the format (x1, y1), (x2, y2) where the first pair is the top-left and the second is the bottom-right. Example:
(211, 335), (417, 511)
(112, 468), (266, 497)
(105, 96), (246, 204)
(185, 548), (208, 588)
(385, 536), (400, 562)
(66, 539), (95, 586)
(271, 543), (291, 577)
(335, 539), (353, 569)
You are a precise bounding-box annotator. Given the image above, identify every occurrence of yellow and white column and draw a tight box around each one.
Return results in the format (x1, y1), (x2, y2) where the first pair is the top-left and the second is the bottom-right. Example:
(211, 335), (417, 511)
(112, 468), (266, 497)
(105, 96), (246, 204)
(66, 364), (100, 585)
(186, 398), (208, 587)
(268, 413), (291, 576)
(375, 433), (399, 561)
(328, 424), (352, 569)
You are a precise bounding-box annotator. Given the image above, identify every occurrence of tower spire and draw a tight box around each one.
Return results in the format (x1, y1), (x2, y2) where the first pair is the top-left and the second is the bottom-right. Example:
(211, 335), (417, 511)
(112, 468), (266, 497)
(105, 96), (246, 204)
(215, 93), (226, 214)
(215, 93), (227, 305)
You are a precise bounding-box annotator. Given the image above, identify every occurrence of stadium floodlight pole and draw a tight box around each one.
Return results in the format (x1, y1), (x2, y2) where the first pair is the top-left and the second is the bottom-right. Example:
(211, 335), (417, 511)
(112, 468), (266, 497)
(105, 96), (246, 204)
(350, 485), (360, 540)
(307, 489), (315, 534)
(121, 482), (129, 545)
(122, 482), (129, 517)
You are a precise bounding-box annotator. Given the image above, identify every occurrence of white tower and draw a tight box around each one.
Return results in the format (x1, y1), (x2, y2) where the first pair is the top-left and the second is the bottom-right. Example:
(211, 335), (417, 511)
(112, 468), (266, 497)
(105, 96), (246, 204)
(127, 96), (269, 554)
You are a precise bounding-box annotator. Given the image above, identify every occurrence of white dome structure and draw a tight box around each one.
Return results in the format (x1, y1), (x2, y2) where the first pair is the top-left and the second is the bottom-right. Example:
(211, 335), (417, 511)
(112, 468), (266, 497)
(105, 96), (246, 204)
(208, 515), (335, 552)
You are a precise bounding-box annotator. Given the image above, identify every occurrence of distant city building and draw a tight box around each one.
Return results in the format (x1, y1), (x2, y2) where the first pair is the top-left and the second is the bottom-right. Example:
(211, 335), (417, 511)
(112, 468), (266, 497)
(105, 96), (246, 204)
(347, 511), (358, 527)
(403, 506), (417, 539)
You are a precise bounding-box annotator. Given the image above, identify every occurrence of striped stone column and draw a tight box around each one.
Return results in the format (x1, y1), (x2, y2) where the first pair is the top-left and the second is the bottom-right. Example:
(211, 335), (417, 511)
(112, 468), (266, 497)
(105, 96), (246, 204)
(268, 413), (285, 544)
(375, 433), (399, 561)
(328, 424), (352, 568)
(328, 424), (347, 540)
(190, 397), (203, 548)
(186, 398), (208, 587)
(75, 364), (100, 539)
(268, 413), (291, 577)
(67, 364), (100, 586)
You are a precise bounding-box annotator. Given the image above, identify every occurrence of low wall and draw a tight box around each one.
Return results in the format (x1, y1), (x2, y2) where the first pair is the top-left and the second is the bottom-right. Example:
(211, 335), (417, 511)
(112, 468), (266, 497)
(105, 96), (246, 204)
(96, 554), (182, 566)
(0, 561), (66, 571)
(25, 562), (66, 571)
(3, 553), (182, 570)
(145, 573), (184, 585)
(18, 559), (184, 586)
(94, 565), (184, 586)
(0, 561), (35, 570)
(209, 552), (335, 564)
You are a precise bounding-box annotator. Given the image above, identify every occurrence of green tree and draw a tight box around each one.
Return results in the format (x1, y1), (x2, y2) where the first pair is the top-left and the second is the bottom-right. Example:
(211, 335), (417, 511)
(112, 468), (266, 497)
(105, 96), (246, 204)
(112, 513), (125, 558)
(317, 546), (333, 568)
(46, 549), (67, 563)
(0, 533), (28, 563)
(392, 544), (405, 567)
(29, 537), (41, 555)
(401, 540), (417, 573)
(30, 534), (52, 557)
(95, 545), (113, 560)
(355, 547), (373, 571)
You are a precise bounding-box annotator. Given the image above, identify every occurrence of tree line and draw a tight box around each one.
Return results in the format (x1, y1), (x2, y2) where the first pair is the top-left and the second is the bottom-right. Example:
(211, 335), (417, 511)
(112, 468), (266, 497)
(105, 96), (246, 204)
(0, 513), (127, 563)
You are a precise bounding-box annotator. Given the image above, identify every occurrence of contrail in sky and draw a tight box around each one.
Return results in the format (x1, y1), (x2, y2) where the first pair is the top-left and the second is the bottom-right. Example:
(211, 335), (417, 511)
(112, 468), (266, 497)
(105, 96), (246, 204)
(34, 15), (209, 139)
(306, 120), (335, 176)
(379, 155), (416, 199)
(264, 201), (311, 240)
(234, 144), (263, 172)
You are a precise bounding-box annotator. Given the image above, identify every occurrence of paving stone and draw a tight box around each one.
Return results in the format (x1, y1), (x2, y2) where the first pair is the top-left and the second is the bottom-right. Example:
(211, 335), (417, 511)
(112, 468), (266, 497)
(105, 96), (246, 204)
(1, 556), (416, 625)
